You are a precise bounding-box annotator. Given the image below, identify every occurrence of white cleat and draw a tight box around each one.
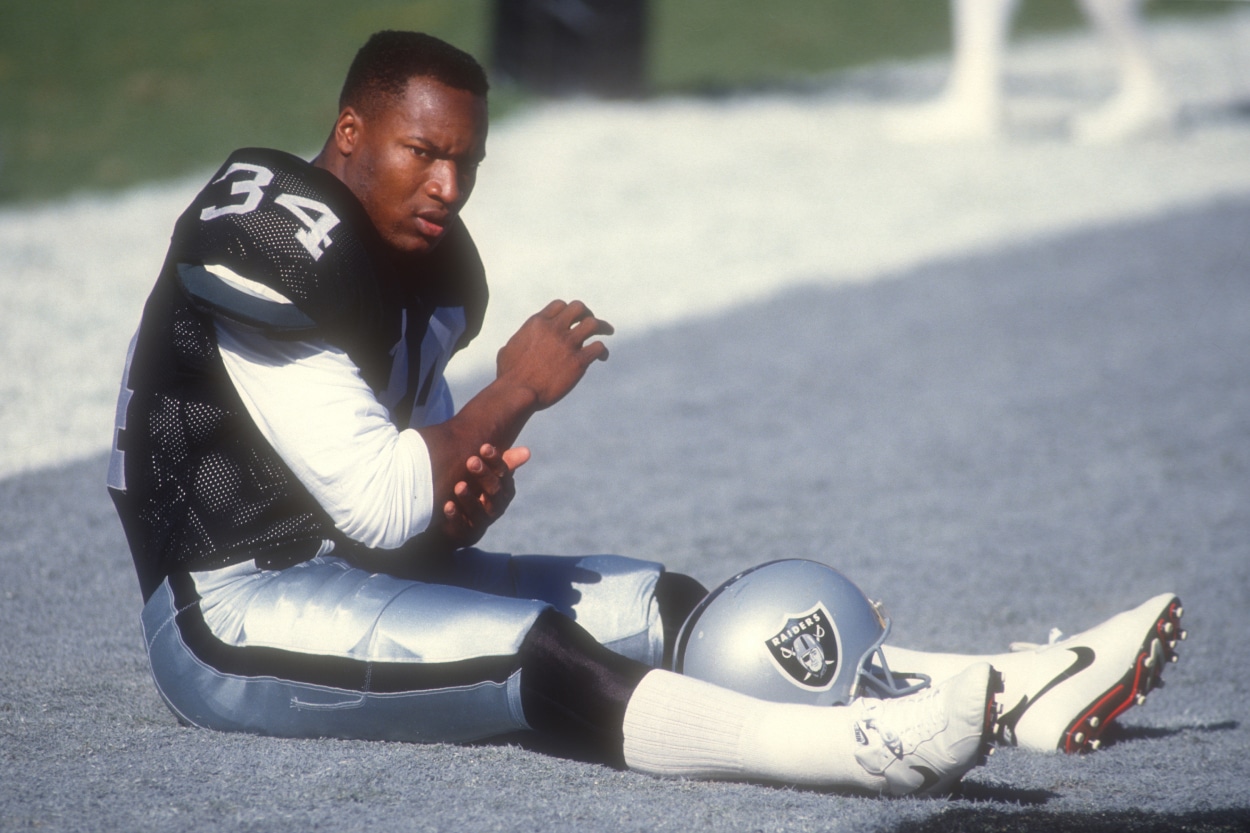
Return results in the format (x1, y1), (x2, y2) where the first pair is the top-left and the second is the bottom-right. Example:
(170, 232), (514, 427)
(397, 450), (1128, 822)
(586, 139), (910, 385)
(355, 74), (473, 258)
(995, 593), (1183, 753)
(851, 662), (1000, 797)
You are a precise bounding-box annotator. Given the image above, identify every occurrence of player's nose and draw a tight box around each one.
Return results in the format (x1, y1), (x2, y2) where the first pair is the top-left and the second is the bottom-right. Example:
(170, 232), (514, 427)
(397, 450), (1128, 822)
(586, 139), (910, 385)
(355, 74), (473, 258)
(426, 160), (463, 206)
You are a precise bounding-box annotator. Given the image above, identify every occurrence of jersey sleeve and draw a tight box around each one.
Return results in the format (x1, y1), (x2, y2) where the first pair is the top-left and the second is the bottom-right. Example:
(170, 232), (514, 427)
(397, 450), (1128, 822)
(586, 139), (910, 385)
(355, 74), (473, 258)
(176, 262), (317, 332)
(214, 318), (435, 551)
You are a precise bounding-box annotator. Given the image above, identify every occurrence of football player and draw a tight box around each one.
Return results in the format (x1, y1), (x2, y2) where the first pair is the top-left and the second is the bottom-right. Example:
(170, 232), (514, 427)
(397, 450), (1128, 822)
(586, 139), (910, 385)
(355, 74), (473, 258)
(108, 30), (1177, 798)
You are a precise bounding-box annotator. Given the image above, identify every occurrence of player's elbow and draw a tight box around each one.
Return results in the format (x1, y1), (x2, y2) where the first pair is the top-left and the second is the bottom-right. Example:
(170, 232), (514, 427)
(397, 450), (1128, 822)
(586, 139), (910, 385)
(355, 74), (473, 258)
(325, 430), (435, 550)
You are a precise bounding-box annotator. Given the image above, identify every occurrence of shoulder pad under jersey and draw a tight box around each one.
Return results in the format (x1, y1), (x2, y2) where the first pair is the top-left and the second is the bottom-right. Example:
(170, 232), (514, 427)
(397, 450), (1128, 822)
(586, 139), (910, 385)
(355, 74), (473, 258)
(171, 148), (382, 335)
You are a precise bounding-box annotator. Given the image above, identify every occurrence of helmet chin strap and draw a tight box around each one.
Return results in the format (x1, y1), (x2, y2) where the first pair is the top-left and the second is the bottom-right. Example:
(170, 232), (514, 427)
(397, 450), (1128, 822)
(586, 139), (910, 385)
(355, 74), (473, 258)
(849, 618), (932, 700)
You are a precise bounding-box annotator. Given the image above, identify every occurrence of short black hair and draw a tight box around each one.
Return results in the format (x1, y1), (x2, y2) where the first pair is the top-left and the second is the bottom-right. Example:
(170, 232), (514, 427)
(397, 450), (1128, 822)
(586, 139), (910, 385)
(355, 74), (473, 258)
(339, 31), (489, 116)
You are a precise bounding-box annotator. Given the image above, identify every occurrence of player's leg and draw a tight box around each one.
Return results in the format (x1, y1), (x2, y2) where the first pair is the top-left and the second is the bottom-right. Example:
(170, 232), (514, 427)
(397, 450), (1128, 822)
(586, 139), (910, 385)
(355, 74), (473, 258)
(424, 549), (707, 669)
(141, 557), (551, 742)
(885, 0), (1020, 141)
(142, 555), (996, 794)
(1071, 0), (1176, 142)
(655, 570), (710, 664)
(142, 550), (698, 743)
(518, 607), (1001, 796)
(879, 593), (1184, 752)
(456, 553), (997, 793)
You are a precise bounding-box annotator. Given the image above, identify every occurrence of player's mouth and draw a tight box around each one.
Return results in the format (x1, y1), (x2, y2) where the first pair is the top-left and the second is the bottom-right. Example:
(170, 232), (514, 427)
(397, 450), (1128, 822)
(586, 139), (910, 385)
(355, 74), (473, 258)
(414, 212), (449, 239)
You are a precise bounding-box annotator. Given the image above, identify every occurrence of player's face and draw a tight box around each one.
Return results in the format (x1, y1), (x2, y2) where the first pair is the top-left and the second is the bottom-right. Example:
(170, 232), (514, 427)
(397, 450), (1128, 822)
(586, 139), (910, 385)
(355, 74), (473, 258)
(341, 76), (488, 256)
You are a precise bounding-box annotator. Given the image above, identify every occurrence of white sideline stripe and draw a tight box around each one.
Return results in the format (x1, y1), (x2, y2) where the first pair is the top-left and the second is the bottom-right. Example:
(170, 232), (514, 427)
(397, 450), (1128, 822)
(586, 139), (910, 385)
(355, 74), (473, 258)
(1, 10), (1249, 480)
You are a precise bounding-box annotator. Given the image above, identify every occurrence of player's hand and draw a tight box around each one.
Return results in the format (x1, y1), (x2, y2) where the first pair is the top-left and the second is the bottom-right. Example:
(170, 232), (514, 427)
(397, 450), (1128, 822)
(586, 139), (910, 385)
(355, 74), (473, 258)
(439, 444), (530, 547)
(495, 300), (613, 410)
(419, 300), (609, 550)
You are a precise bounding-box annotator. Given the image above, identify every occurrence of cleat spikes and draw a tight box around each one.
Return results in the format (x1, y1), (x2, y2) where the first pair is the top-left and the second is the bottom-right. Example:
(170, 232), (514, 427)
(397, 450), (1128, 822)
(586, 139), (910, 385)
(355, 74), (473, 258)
(1002, 594), (1181, 753)
(1180, 630), (1187, 641)
(1176, 606), (1183, 619)
(1170, 653), (1179, 663)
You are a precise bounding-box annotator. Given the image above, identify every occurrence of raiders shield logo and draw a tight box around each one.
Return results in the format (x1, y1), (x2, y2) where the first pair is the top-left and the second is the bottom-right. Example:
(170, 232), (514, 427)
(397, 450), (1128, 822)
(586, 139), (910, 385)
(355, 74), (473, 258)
(764, 603), (840, 691)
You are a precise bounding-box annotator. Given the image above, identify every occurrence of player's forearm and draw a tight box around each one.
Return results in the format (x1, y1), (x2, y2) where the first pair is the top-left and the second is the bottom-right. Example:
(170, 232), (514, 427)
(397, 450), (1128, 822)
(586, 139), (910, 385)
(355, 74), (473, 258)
(418, 376), (540, 490)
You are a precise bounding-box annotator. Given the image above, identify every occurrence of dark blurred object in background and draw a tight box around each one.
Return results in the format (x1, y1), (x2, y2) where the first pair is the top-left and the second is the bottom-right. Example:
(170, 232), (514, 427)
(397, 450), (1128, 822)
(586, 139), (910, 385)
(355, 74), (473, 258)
(491, 0), (648, 97)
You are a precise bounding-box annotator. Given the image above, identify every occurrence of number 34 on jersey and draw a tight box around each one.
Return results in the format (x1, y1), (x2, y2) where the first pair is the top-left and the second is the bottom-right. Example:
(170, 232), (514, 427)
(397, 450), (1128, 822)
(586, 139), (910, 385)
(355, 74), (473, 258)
(199, 162), (340, 261)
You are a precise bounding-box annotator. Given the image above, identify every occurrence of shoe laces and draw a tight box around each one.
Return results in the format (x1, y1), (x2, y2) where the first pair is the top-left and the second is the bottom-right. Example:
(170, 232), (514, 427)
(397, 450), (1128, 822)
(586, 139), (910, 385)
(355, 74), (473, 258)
(1009, 626), (1065, 653)
(858, 687), (946, 759)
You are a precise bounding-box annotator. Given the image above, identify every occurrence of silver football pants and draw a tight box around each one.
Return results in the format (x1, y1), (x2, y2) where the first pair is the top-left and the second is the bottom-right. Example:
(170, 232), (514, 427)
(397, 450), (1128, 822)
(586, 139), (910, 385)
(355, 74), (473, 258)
(141, 550), (664, 743)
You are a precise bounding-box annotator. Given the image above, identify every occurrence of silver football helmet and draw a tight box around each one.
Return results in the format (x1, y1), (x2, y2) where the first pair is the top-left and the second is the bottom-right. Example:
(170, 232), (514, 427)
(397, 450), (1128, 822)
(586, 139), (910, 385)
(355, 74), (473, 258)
(672, 559), (928, 706)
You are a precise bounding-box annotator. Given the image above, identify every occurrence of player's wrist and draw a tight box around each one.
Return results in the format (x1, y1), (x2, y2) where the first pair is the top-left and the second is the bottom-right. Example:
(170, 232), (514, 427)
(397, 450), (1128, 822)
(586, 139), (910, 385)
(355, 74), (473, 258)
(484, 374), (543, 416)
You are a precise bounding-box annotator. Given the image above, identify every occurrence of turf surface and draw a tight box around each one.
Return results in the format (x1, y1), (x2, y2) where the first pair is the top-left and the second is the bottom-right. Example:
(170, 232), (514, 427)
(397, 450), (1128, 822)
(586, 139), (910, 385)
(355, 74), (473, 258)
(3, 196), (1248, 832)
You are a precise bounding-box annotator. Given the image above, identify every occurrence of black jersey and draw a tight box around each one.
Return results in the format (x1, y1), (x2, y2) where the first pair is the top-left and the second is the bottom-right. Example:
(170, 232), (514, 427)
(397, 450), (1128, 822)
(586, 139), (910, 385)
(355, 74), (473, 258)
(109, 148), (487, 601)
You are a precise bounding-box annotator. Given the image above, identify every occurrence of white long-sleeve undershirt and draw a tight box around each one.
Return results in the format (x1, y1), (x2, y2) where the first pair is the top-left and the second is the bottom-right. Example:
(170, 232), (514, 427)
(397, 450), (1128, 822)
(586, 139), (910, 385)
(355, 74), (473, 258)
(215, 319), (437, 551)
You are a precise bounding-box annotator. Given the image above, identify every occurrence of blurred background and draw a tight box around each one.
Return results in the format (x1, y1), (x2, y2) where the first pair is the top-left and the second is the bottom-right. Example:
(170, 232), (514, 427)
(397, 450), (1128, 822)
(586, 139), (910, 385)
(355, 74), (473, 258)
(0, 0), (1236, 205)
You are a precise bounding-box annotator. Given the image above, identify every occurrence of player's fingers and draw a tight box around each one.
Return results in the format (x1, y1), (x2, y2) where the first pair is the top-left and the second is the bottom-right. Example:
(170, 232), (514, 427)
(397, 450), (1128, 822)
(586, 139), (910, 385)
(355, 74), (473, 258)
(537, 299), (567, 319)
(554, 299), (599, 330)
(478, 467), (518, 519)
(468, 452), (506, 496)
(502, 446), (530, 471)
(478, 444), (512, 481)
(453, 480), (488, 525)
(555, 298), (587, 324)
(444, 496), (476, 535)
(569, 313), (614, 344)
(581, 339), (610, 364)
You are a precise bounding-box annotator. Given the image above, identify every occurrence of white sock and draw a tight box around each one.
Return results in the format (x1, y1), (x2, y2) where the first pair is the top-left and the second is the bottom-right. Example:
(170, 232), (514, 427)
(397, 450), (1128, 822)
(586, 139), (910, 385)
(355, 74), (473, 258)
(883, 644), (1031, 712)
(621, 670), (875, 789)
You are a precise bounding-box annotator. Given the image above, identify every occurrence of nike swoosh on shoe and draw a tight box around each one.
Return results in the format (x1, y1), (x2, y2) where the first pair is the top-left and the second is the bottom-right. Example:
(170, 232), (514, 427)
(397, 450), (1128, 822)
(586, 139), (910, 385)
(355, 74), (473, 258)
(996, 647), (1095, 746)
(909, 765), (941, 795)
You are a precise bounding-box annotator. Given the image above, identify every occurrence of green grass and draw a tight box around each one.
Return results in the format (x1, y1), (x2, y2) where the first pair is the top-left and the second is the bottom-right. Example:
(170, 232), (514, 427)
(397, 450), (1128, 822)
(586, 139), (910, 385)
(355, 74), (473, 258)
(0, 0), (493, 203)
(0, 0), (1234, 204)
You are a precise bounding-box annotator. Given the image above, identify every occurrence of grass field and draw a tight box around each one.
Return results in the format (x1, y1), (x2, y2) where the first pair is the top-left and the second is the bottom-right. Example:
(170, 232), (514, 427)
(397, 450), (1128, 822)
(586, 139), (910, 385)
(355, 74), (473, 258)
(0, 0), (1232, 204)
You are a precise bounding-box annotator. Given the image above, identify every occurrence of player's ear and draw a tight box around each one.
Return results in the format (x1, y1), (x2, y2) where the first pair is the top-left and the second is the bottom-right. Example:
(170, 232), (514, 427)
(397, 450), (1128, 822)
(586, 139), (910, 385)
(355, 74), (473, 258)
(332, 108), (364, 156)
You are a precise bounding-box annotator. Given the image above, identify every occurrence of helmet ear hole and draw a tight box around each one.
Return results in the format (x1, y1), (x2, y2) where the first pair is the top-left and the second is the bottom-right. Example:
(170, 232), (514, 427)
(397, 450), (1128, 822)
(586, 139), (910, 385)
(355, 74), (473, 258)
(672, 560), (927, 706)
